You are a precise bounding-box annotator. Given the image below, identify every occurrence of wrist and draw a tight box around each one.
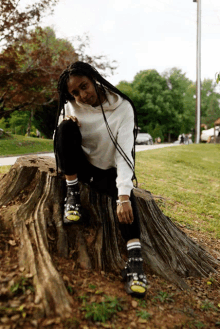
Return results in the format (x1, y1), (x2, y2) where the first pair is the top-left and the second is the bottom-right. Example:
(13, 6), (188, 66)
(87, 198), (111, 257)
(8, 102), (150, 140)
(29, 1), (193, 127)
(118, 195), (130, 201)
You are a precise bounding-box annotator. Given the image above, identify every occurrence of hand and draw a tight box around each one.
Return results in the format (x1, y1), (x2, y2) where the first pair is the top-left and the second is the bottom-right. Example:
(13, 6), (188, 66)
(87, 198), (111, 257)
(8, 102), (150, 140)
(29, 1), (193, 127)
(64, 115), (81, 127)
(117, 195), (134, 224)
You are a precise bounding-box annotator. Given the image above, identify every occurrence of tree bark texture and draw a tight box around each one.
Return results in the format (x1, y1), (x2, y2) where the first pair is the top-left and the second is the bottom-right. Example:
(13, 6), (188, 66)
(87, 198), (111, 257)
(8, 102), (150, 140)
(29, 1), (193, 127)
(0, 155), (219, 317)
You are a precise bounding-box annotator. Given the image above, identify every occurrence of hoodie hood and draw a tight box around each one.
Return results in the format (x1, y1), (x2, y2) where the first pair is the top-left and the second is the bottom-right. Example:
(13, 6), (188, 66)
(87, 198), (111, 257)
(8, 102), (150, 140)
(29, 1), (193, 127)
(75, 89), (123, 112)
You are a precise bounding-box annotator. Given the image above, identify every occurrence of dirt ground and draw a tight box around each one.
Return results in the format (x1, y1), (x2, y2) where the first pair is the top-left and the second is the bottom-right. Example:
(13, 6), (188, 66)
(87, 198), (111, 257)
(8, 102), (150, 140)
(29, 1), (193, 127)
(0, 166), (220, 329)
(0, 219), (219, 329)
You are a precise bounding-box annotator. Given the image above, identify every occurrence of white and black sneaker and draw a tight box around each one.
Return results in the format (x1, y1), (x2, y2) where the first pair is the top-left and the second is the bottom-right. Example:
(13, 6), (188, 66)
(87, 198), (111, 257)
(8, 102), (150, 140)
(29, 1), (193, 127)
(63, 184), (82, 224)
(122, 245), (148, 298)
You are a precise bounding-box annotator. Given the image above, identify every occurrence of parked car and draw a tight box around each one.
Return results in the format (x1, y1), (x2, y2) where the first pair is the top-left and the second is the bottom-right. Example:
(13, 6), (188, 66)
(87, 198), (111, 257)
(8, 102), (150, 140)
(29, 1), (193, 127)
(201, 127), (220, 142)
(135, 133), (153, 145)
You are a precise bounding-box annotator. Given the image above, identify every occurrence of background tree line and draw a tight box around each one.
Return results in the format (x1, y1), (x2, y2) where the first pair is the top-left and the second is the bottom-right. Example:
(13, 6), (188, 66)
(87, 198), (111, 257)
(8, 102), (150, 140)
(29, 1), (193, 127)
(0, 1), (219, 141)
(117, 69), (220, 142)
(0, 0), (116, 138)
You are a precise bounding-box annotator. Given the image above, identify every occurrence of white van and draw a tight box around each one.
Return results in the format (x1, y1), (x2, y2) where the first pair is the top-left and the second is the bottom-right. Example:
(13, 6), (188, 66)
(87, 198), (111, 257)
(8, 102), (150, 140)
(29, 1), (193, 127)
(201, 127), (220, 142)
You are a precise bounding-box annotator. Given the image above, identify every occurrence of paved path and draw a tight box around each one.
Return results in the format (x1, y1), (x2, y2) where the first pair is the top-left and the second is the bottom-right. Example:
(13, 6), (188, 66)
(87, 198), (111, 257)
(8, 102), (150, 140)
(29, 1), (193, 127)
(135, 143), (180, 152)
(0, 144), (180, 166)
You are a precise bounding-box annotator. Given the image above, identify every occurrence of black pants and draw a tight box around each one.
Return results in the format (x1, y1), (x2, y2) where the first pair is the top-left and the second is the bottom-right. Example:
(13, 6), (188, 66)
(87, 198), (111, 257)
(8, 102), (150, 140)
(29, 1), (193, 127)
(55, 119), (141, 242)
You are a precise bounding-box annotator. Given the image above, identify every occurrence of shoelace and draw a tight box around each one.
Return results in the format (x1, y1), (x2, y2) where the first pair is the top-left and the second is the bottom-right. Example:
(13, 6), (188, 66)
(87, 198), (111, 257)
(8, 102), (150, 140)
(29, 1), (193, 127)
(65, 188), (81, 210)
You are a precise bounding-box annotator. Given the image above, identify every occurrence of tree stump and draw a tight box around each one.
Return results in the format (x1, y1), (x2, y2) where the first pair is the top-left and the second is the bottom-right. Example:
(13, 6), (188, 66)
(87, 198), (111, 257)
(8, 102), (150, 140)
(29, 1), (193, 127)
(0, 155), (219, 317)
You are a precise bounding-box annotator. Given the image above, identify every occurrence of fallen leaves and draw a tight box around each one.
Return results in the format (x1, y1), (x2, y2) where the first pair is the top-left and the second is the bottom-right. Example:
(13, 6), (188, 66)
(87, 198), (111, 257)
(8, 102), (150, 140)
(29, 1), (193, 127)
(8, 240), (16, 246)
(131, 300), (138, 308)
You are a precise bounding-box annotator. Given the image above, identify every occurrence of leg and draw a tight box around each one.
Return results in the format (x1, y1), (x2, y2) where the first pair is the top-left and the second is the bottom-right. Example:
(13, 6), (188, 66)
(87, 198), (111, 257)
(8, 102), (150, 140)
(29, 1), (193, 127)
(55, 119), (88, 176)
(118, 190), (141, 242)
(120, 190), (148, 298)
(55, 120), (91, 223)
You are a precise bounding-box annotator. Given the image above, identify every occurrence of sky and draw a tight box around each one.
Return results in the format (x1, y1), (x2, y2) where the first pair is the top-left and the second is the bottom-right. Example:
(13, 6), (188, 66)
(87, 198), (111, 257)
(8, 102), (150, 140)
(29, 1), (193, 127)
(40, 0), (220, 90)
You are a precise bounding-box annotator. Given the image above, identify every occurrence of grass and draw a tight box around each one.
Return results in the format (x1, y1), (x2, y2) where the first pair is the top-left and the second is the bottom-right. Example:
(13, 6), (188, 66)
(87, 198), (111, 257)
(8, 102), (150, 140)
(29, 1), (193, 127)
(10, 276), (34, 296)
(0, 134), (53, 157)
(1, 141), (220, 238)
(81, 295), (123, 323)
(136, 309), (152, 320)
(136, 144), (220, 238)
(153, 291), (174, 303)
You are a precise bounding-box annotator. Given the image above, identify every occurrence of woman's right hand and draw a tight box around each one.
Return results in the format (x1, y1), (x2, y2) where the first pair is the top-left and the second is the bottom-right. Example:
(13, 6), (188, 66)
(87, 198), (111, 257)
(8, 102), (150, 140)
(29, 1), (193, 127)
(64, 115), (81, 127)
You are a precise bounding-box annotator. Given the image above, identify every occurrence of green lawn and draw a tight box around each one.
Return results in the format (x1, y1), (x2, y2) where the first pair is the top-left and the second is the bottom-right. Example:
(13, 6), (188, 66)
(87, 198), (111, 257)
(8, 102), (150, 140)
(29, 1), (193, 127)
(136, 144), (220, 238)
(1, 140), (219, 238)
(0, 134), (53, 156)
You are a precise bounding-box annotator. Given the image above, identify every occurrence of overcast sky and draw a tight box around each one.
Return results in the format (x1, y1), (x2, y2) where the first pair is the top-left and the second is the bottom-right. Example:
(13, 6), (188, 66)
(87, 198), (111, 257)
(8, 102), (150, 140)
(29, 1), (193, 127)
(41, 0), (220, 90)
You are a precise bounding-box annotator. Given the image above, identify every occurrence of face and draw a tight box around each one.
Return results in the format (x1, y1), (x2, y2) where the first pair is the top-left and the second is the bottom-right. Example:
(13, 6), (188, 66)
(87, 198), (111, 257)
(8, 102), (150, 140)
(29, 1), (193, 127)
(67, 75), (99, 107)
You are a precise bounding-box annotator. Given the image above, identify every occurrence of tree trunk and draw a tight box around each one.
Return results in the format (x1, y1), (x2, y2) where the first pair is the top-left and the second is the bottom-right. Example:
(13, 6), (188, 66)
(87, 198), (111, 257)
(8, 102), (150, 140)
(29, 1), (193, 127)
(26, 109), (33, 137)
(0, 155), (219, 318)
(168, 132), (171, 143)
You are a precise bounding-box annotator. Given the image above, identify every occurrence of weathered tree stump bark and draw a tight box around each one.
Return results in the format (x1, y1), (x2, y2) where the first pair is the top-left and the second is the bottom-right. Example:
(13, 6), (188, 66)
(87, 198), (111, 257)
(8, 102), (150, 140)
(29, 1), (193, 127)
(0, 155), (219, 317)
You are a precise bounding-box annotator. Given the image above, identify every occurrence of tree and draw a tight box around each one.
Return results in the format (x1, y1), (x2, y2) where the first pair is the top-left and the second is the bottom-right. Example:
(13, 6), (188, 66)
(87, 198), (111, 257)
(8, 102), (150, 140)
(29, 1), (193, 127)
(0, 0), (59, 47)
(118, 69), (180, 141)
(9, 110), (31, 135)
(0, 27), (78, 120)
(0, 27), (117, 138)
(0, 1), (117, 136)
(162, 68), (196, 138)
(181, 82), (196, 135)
(201, 79), (220, 127)
(117, 68), (198, 141)
(0, 155), (218, 317)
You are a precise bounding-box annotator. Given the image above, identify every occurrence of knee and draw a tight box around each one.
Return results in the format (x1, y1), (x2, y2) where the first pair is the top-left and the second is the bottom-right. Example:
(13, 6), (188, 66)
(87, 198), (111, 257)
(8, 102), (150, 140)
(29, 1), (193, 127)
(56, 119), (82, 143)
(58, 119), (78, 132)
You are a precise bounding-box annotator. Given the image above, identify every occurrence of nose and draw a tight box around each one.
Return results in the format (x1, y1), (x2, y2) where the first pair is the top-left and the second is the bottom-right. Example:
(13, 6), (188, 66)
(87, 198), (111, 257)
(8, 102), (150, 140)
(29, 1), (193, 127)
(80, 90), (87, 101)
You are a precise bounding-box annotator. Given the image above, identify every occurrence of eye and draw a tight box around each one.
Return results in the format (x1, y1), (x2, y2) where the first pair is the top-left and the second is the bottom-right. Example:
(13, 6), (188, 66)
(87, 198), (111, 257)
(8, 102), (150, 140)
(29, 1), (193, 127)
(71, 90), (78, 96)
(81, 83), (87, 90)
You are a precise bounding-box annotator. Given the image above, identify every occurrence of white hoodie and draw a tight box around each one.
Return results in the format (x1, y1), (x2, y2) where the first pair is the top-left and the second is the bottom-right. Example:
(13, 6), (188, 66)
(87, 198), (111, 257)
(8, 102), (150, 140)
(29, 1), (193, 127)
(61, 90), (134, 196)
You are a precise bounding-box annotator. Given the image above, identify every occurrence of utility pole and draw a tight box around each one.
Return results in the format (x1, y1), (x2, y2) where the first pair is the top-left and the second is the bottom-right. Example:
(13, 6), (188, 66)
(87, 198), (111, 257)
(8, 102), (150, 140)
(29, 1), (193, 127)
(193, 0), (201, 144)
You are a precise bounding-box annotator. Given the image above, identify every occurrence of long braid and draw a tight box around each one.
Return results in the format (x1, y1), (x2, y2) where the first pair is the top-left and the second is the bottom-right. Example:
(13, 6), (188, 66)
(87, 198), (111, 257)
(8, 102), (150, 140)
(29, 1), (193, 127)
(54, 61), (138, 185)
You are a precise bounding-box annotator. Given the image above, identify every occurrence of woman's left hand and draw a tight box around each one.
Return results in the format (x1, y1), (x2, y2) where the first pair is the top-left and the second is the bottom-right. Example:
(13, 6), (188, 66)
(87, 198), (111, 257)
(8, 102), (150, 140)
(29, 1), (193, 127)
(117, 195), (134, 224)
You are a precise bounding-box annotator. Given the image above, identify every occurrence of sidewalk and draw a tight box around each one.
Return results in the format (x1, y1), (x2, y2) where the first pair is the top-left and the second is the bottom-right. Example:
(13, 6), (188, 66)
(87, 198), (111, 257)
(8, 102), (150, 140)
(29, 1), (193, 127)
(0, 143), (180, 167)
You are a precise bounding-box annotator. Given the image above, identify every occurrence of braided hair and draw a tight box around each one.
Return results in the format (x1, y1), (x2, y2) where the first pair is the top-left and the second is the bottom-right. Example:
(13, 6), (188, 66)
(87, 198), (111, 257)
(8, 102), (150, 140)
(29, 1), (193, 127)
(54, 61), (138, 183)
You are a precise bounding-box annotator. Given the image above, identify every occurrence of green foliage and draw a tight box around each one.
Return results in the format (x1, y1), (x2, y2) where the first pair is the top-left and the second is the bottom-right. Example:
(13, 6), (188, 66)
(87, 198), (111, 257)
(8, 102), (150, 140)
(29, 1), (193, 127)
(9, 111), (30, 135)
(0, 26), (76, 134)
(10, 277), (34, 295)
(81, 295), (123, 323)
(201, 79), (220, 127)
(0, 134), (53, 156)
(201, 300), (216, 311)
(77, 294), (89, 304)
(153, 291), (174, 303)
(136, 298), (147, 308)
(88, 284), (97, 289)
(117, 67), (220, 141)
(136, 309), (151, 320)
(0, 118), (8, 130)
(195, 321), (205, 329)
(67, 286), (74, 295)
(147, 123), (164, 142)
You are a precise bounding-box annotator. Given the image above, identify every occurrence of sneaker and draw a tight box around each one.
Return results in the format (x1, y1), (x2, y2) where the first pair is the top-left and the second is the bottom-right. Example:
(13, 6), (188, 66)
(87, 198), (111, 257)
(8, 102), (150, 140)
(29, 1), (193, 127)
(63, 185), (82, 224)
(122, 249), (148, 298)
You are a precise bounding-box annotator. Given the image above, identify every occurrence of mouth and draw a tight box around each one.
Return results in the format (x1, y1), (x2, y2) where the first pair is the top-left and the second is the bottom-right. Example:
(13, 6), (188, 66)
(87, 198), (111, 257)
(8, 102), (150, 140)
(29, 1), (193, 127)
(84, 96), (93, 104)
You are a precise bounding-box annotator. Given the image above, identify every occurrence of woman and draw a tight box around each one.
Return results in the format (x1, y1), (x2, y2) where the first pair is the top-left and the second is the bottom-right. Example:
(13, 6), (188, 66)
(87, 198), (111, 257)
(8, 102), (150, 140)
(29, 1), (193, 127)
(54, 61), (147, 298)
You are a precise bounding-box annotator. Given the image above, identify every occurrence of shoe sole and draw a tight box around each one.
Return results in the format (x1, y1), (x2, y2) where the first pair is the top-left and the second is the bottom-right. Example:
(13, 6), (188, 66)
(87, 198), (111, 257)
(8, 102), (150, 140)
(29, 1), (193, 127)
(63, 211), (81, 224)
(125, 282), (146, 298)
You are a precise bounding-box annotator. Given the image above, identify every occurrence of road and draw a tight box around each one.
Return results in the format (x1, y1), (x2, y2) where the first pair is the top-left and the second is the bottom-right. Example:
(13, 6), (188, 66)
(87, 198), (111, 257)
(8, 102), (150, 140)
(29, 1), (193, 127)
(0, 143), (180, 166)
